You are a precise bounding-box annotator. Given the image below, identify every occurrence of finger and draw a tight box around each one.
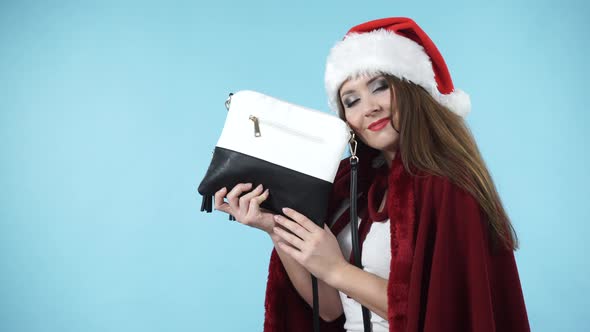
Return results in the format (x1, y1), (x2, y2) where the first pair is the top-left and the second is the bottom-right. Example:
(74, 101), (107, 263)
(246, 188), (269, 218)
(239, 184), (264, 216)
(274, 214), (310, 240)
(277, 241), (304, 263)
(226, 183), (253, 213)
(214, 187), (231, 214)
(273, 226), (304, 250)
(282, 207), (320, 233)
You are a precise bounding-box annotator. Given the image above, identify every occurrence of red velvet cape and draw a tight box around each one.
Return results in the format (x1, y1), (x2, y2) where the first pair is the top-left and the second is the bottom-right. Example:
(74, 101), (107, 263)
(263, 151), (530, 332)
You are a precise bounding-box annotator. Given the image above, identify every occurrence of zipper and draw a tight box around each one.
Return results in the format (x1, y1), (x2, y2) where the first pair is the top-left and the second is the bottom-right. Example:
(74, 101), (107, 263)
(249, 115), (261, 137)
(248, 115), (323, 142)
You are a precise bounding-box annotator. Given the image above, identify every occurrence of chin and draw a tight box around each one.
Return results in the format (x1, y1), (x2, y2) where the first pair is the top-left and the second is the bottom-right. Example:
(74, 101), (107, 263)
(363, 128), (399, 151)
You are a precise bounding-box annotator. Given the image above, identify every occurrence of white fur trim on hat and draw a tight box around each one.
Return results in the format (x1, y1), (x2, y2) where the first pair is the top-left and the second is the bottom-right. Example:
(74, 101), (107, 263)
(324, 29), (471, 117)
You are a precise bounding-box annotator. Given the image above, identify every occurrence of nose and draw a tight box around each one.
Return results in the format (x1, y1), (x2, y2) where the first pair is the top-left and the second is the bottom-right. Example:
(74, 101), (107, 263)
(361, 97), (380, 117)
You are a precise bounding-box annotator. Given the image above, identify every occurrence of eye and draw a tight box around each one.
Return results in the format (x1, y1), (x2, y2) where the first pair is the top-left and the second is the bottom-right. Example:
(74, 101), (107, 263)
(373, 85), (388, 93)
(343, 97), (360, 108)
(371, 79), (389, 93)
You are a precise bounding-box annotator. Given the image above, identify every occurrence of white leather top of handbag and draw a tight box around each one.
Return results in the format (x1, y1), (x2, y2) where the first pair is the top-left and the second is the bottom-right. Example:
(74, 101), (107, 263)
(217, 90), (350, 183)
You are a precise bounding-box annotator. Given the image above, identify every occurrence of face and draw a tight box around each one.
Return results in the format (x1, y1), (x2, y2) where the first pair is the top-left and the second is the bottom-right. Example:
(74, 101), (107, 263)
(340, 74), (400, 153)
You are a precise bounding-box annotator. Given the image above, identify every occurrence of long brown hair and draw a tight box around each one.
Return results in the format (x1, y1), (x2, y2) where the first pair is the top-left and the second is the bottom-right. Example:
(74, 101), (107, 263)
(340, 74), (518, 250)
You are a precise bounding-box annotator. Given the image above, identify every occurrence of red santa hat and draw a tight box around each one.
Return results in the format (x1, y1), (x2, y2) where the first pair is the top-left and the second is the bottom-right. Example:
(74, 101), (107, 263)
(325, 17), (471, 117)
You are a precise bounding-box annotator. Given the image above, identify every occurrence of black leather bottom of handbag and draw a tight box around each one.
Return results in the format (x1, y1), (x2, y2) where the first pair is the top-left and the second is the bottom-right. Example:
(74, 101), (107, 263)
(198, 147), (333, 225)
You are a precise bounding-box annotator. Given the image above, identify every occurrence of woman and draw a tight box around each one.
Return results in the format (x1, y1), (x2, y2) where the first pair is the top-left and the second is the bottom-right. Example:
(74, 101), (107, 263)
(214, 17), (529, 331)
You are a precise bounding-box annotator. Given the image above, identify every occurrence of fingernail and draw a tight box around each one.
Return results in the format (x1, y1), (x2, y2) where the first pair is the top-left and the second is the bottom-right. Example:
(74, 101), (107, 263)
(257, 184), (263, 190)
(282, 207), (288, 213)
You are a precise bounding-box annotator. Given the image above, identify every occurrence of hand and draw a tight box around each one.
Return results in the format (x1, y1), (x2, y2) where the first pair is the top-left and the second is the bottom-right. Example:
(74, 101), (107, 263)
(214, 183), (275, 234)
(272, 207), (348, 284)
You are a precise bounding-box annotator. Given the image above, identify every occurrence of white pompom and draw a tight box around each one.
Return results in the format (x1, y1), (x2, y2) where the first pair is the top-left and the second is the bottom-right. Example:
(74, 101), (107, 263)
(435, 89), (471, 117)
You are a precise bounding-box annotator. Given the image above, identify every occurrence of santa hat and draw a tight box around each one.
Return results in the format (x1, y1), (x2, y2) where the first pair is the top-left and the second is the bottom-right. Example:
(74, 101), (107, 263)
(325, 17), (471, 117)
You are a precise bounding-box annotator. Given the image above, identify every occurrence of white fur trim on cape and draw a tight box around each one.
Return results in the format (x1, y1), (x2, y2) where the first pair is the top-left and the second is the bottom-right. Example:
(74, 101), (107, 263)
(324, 29), (471, 117)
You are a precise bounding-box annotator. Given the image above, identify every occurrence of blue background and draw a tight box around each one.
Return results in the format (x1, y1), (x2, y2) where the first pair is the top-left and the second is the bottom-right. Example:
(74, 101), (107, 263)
(1, 0), (588, 331)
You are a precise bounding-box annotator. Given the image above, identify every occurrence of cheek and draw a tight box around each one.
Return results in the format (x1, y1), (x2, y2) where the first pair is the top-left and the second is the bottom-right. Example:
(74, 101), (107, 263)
(345, 113), (370, 144)
(344, 112), (362, 131)
(378, 91), (393, 110)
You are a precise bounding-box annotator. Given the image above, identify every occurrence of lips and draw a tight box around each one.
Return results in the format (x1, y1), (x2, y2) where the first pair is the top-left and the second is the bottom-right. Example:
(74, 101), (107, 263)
(368, 117), (390, 131)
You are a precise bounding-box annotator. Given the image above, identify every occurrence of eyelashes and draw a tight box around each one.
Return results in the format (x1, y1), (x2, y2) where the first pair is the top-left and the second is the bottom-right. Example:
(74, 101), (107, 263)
(372, 83), (388, 92)
(371, 78), (389, 93)
(342, 80), (389, 109)
(344, 98), (360, 108)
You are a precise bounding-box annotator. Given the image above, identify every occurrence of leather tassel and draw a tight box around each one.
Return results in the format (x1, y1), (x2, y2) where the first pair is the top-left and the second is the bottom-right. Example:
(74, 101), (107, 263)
(200, 195), (213, 213)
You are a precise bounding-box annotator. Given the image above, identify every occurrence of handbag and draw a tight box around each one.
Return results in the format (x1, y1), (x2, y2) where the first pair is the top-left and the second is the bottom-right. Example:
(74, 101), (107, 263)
(197, 90), (372, 332)
(198, 90), (349, 224)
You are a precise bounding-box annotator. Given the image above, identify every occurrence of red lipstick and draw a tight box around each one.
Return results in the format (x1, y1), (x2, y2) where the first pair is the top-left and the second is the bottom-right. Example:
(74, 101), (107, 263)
(368, 117), (390, 131)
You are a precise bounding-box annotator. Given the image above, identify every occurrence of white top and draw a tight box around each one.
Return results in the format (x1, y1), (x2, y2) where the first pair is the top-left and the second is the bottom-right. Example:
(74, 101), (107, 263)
(336, 218), (391, 332)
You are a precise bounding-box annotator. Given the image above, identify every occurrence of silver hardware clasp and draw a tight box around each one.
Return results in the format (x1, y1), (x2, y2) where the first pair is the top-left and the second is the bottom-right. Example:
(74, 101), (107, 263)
(349, 131), (358, 162)
(225, 93), (233, 111)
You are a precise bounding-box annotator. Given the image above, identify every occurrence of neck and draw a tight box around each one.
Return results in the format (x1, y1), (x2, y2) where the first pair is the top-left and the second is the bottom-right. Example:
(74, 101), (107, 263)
(380, 140), (400, 167)
(381, 141), (397, 168)
(382, 149), (397, 168)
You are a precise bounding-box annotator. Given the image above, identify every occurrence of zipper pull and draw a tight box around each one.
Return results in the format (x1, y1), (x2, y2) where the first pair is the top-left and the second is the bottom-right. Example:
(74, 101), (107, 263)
(249, 115), (261, 137)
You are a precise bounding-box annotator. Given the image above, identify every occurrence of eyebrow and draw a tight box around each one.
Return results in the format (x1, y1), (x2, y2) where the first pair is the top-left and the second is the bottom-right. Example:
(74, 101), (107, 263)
(340, 76), (385, 97)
